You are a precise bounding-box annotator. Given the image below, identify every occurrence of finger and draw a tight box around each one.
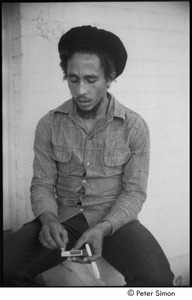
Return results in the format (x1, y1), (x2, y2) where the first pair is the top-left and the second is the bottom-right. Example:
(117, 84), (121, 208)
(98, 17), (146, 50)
(50, 226), (65, 249)
(42, 226), (58, 249)
(71, 257), (90, 264)
(86, 244), (102, 262)
(86, 253), (101, 262)
(59, 227), (69, 248)
(74, 236), (87, 250)
(39, 233), (55, 249)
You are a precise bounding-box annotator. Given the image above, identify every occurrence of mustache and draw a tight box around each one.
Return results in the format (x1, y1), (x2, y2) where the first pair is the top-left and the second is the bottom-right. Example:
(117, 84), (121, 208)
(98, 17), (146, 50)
(76, 96), (91, 101)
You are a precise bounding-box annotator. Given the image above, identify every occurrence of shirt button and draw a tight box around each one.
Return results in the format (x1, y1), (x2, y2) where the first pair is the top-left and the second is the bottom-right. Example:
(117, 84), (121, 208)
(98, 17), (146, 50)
(82, 179), (86, 184)
(80, 208), (84, 212)
(86, 162), (90, 166)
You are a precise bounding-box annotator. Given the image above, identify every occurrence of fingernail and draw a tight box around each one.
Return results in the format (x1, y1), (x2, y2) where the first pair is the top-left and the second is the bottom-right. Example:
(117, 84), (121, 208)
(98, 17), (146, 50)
(83, 257), (88, 262)
(67, 257), (72, 261)
(71, 257), (77, 262)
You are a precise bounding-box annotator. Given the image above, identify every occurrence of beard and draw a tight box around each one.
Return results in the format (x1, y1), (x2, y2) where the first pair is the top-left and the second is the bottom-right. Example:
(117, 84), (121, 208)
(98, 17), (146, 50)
(75, 97), (105, 119)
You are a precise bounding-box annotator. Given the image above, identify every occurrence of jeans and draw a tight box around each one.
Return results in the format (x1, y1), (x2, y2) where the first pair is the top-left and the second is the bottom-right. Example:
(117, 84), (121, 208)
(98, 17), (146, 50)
(3, 213), (174, 286)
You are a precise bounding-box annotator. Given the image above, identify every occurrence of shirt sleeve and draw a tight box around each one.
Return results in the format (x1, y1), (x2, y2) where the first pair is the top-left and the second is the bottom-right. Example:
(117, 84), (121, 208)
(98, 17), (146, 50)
(102, 116), (150, 234)
(30, 114), (58, 218)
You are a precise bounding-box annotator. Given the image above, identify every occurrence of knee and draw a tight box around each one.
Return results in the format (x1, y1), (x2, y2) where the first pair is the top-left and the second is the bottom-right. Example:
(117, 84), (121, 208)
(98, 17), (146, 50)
(3, 245), (33, 286)
(140, 256), (174, 286)
(3, 265), (31, 287)
(126, 267), (174, 287)
(3, 272), (32, 287)
(144, 269), (174, 286)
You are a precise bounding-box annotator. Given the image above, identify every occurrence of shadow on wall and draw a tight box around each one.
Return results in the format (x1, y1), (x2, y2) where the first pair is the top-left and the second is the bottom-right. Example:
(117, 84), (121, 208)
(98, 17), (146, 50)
(169, 255), (189, 286)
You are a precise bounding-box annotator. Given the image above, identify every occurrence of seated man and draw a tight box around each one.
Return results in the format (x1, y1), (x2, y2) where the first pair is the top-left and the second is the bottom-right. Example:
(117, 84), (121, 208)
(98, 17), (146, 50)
(3, 25), (174, 286)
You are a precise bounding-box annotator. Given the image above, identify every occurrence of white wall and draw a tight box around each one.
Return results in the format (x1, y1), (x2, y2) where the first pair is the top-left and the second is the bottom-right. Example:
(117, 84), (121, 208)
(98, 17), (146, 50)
(3, 2), (189, 261)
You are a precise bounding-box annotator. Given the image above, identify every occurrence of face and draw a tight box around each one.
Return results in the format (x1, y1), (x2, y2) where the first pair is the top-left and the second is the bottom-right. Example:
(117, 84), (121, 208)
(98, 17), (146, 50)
(66, 53), (109, 115)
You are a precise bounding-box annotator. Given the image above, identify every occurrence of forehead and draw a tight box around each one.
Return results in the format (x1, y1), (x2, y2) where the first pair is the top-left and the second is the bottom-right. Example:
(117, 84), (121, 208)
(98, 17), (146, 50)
(67, 52), (103, 75)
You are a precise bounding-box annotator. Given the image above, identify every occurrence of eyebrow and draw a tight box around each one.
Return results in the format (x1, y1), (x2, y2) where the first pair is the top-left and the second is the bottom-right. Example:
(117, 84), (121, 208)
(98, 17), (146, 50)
(67, 73), (98, 79)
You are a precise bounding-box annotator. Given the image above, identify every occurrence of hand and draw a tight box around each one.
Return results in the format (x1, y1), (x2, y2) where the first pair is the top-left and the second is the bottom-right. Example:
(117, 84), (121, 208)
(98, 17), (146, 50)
(72, 221), (112, 264)
(39, 213), (68, 249)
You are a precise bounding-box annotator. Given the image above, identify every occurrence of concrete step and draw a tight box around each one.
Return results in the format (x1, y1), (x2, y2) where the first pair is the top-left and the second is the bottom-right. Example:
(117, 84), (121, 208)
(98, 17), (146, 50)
(37, 254), (190, 286)
(36, 258), (125, 286)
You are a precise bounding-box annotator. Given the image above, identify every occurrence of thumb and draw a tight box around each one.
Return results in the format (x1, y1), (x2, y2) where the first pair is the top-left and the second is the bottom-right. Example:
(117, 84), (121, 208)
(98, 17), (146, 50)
(60, 228), (69, 248)
(74, 236), (87, 250)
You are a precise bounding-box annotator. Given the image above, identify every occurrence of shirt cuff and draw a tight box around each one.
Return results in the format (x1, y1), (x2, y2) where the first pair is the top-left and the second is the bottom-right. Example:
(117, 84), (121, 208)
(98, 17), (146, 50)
(32, 200), (58, 219)
(102, 209), (134, 235)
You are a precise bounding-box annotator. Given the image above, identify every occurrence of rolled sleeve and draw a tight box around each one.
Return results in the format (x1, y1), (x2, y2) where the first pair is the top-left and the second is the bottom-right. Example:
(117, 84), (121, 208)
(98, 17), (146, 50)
(102, 117), (150, 234)
(30, 114), (58, 218)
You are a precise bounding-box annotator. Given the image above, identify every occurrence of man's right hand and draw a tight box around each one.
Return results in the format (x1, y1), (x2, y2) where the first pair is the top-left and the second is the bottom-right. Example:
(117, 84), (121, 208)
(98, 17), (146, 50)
(38, 212), (68, 250)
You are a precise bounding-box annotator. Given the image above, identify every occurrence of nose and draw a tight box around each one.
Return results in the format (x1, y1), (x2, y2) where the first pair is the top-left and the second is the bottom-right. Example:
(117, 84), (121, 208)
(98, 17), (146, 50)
(76, 81), (87, 96)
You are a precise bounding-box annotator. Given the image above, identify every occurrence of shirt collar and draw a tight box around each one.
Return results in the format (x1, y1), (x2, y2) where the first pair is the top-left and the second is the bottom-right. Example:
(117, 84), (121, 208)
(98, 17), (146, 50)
(107, 92), (126, 121)
(52, 98), (73, 114)
(52, 92), (126, 121)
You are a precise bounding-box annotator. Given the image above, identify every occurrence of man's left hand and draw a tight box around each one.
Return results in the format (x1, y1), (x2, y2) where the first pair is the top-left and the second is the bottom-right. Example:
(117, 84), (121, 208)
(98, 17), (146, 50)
(72, 220), (112, 263)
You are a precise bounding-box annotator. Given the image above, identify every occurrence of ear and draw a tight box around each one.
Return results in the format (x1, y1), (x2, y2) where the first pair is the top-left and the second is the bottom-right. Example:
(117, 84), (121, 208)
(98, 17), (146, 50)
(107, 71), (116, 88)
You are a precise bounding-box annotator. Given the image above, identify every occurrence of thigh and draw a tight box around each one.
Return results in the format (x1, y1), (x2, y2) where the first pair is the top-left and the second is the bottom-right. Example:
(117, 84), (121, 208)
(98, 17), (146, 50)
(4, 219), (43, 272)
(102, 220), (174, 286)
(3, 213), (89, 286)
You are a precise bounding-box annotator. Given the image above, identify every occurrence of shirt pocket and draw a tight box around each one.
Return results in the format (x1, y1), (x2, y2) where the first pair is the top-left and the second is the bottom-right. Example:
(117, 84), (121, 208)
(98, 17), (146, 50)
(104, 148), (131, 176)
(51, 146), (73, 175)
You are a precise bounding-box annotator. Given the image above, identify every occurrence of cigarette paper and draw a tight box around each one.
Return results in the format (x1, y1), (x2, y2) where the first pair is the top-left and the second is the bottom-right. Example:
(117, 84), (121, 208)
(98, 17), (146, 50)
(61, 249), (85, 257)
(85, 243), (100, 279)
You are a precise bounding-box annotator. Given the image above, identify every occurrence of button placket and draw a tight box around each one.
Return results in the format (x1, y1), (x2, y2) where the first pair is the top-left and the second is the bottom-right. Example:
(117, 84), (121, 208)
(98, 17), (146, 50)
(80, 136), (91, 208)
(77, 196), (84, 212)
(76, 200), (82, 206)
(84, 137), (91, 171)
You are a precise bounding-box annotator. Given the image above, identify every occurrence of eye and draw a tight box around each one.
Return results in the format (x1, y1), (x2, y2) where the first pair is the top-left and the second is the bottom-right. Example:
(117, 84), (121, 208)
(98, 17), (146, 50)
(87, 77), (97, 83)
(69, 78), (78, 83)
(68, 76), (79, 83)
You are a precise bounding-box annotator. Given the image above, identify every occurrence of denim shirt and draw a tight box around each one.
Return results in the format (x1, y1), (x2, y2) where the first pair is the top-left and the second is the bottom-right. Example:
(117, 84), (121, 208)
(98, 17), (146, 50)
(30, 93), (150, 234)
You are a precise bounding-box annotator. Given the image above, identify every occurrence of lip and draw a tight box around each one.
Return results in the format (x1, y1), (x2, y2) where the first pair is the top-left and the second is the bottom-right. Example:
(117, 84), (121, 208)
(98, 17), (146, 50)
(77, 98), (91, 103)
(77, 99), (92, 107)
